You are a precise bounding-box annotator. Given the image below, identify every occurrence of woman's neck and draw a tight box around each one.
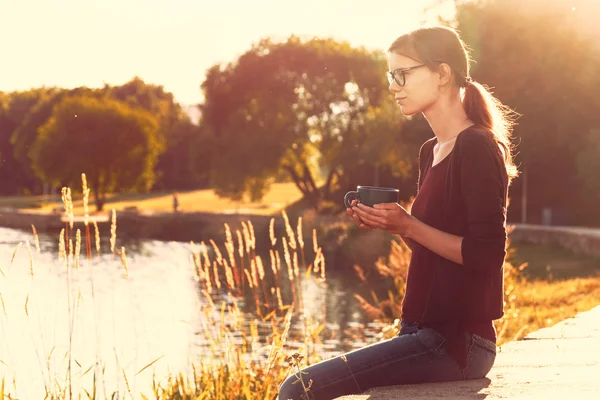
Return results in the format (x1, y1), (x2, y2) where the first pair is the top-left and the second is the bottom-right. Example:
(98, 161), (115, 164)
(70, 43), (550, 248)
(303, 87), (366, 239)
(423, 91), (473, 143)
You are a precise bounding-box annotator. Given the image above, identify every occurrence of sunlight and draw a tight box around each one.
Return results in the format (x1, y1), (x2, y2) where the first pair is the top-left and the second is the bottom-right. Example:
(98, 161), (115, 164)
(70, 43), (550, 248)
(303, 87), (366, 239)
(0, 0), (450, 105)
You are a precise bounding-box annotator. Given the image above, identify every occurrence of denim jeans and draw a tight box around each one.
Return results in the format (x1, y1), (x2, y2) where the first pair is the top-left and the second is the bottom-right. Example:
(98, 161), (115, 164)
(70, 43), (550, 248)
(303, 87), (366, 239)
(278, 325), (496, 400)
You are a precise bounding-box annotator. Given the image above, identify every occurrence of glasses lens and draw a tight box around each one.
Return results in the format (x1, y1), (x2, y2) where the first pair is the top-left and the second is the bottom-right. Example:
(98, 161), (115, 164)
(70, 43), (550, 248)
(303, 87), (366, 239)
(395, 70), (405, 86)
(386, 72), (393, 85)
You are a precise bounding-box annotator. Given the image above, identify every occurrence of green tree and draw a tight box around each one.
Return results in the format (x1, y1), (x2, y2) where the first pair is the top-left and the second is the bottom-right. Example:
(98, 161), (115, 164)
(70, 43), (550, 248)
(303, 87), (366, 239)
(30, 95), (162, 211)
(201, 36), (416, 211)
(0, 88), (61, 194)
(106, 77), (193, 190)
(10, 78), (189, 195)
(10, 87), (96, 194)
(576, 128), (600, 223)
(153, 118), (213, 191)
(455, 0), (600, 224)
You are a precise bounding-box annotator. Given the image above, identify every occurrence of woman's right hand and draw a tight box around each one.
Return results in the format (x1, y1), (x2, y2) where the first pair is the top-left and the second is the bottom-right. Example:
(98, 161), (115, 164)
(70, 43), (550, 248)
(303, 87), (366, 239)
(346, 200), (374, 230)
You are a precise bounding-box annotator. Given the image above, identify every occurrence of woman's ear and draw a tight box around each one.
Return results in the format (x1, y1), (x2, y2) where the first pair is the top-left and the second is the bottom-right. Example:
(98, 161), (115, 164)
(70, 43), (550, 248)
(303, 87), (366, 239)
(437, 63), (453, 86)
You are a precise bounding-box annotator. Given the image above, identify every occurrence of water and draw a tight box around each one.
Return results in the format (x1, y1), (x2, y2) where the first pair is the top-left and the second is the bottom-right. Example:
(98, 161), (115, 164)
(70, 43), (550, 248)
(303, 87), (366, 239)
(0, 226), (385, 398)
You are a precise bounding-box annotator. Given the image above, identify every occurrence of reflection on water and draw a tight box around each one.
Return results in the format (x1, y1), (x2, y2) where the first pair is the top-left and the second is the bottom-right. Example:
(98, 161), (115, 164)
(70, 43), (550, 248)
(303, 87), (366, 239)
(0, 227), (384, 398)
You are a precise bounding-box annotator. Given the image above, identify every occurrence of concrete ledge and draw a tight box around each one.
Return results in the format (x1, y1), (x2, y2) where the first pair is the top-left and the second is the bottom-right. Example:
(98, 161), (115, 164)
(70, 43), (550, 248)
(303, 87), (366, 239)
(509, 223), (600, 257)
(335, 305), (600, 399)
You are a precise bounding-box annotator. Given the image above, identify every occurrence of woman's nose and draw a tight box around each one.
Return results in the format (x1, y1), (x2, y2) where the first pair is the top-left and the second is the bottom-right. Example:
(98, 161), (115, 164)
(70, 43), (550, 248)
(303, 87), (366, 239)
(389, 81), (401, 93)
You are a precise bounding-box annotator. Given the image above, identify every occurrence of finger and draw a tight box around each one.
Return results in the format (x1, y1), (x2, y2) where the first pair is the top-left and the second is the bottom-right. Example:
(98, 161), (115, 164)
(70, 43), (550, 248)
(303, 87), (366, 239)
(351, 211), (364, 226)
(354, 207), (386, 227)
(351, 210), (374, 229)
(373, 202), (398, 210)
(353, 204), (384, 221)
(356, 203), (389, 217)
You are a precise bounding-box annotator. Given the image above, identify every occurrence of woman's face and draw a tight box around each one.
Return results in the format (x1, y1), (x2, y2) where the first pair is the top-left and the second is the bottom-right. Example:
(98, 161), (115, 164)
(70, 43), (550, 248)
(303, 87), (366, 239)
(387, 52), (441, 116)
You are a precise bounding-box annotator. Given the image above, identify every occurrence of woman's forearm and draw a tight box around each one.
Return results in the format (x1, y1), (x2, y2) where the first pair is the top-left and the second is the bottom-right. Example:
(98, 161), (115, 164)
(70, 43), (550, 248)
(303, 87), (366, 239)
(405, 216), (464, 265)
(399, 234), (415, 251)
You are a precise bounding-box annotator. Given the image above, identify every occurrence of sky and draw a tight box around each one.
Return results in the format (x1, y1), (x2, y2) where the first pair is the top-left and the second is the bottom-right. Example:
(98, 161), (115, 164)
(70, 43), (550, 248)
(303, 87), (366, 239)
(0, 0), (455, 105)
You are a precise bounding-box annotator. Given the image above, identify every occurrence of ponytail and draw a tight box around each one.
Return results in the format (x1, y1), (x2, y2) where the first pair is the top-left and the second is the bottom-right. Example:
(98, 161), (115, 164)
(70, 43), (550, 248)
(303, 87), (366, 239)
(463, 80), (519, 182)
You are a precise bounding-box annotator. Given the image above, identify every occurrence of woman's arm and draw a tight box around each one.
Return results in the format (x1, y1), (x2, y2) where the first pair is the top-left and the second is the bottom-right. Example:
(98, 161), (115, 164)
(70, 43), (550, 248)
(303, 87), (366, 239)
(399, 234), (416, 252)
(353, 203), (463, 263)
(404, 215), (463, 264)
(353, 132), (508, 273)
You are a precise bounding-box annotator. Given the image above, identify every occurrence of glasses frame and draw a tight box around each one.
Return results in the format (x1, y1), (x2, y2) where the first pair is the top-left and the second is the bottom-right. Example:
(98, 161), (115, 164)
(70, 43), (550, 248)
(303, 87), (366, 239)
(386, 64), (427, 87)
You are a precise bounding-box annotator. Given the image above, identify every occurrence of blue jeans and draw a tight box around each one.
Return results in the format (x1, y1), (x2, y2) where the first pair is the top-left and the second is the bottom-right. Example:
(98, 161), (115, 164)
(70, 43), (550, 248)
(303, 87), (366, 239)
(278, 325), (496, 400)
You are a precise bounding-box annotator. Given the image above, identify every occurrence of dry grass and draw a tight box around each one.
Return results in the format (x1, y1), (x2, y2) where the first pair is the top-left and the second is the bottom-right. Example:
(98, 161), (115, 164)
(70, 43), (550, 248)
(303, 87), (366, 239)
(0, 176), (326, 399)
(3, 176), (599, 398)
(500, 276), (600, 343)
(353, 233), (600, 346)
(0, 182), (311, 216)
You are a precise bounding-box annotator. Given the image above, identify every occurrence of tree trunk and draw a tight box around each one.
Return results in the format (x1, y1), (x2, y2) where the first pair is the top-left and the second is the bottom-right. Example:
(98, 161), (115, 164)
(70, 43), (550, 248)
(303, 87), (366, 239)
(284, 164), (321, 210)
(93, 181), (105, 211)
(323, 168), (338, 199)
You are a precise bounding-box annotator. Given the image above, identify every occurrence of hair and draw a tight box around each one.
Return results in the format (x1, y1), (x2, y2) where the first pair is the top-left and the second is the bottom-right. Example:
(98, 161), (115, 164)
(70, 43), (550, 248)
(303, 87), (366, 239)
(388, 26), (519, 181)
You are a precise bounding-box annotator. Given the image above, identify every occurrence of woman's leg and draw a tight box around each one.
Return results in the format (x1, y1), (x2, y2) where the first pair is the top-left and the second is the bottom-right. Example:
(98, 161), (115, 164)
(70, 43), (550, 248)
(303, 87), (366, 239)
(462, 333), (497, 380)
(278, 328), (463, 400)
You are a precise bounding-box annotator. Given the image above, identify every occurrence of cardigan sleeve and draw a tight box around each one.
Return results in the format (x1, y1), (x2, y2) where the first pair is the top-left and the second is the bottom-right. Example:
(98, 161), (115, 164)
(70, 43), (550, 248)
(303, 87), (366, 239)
(459, 132), (509, 275)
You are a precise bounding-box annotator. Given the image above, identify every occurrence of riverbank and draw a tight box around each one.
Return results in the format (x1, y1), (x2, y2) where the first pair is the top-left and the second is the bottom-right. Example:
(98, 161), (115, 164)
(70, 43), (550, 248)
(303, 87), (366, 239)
(4, 208), (600, 260)
(0, 207), (395, 275)
(1, 212), (599, 398)
(0, 206), (317, 241)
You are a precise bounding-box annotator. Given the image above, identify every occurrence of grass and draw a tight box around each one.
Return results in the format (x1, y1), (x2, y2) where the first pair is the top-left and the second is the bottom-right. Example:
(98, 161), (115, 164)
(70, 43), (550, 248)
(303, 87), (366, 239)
(0, 177), (327, 399)
(508, 241), (600, 280)
(354, 238), (600, 346)
(2, 176), (599, 399)
(502, 276), (600, 340)
(499, 240), (600, 343)
(0, 181), (309, 216)
(0, 194), (49, 209)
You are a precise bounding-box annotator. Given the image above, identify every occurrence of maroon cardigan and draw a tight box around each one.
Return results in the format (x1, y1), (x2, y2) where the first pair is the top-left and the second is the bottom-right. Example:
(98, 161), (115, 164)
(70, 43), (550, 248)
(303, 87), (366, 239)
(416, 125), (509, 324)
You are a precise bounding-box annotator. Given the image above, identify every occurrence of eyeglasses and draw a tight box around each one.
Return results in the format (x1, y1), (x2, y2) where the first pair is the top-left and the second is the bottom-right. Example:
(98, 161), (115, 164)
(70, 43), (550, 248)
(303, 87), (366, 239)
(386, 64), (427, 87)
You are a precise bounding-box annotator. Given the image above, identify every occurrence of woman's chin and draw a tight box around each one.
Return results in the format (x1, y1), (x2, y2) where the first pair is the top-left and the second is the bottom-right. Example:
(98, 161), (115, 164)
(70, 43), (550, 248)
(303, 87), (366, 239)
(399, 106), (419, 116)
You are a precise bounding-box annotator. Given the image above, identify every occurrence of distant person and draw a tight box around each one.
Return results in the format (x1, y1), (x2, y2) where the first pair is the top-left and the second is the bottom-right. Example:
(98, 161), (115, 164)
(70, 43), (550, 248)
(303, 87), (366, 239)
(172, 192), (180, 213)
(279, 26), (518, 399)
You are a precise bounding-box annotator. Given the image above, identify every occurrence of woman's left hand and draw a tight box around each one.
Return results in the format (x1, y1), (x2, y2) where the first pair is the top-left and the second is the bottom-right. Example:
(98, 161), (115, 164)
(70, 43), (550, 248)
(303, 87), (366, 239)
(351, 202), (413, 236)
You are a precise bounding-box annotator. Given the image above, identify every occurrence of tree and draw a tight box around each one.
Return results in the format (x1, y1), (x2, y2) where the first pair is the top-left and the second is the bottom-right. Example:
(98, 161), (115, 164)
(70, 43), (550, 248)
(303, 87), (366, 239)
(10, 87), (96, 194)
(0, 91), (43, 194)
(0, 88), (62, 194)
(575, 128), (600, 223)
(201, 36), (416, 211)
(105, 77), (196, 190)
(9, 78), (188, 195)
(455, 0), (600, 224)
(152, 118), (213, 191)
(30, 95), (162, 211)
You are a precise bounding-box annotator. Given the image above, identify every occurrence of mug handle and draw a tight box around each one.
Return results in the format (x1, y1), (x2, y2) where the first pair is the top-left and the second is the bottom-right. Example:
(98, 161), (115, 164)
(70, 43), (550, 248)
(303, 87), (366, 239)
(344, 191), (359, 209)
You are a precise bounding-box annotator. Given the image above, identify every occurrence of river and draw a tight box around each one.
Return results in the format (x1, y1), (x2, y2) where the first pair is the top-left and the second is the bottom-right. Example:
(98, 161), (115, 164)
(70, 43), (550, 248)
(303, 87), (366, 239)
(0, 226), (385, 398)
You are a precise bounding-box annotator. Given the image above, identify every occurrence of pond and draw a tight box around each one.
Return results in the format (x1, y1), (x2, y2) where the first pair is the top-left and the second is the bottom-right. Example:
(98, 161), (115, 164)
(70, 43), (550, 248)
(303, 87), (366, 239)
(0, 225), (386, 398)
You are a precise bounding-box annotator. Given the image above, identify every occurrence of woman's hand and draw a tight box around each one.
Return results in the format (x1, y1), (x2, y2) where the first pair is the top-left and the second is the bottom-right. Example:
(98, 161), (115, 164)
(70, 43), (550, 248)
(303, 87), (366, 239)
(346, 200), (375, 230)
(350, 202), (414, 236)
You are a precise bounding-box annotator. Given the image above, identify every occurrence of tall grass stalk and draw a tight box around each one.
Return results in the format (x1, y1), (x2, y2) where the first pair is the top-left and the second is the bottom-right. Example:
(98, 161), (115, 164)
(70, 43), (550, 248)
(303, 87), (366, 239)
(2, 181), (332, 399)
(352, 231), (531, 346)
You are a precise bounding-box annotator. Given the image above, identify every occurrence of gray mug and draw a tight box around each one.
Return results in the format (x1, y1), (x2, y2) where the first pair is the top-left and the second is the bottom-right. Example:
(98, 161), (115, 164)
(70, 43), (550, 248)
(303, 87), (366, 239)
(344, 186), (400, 208)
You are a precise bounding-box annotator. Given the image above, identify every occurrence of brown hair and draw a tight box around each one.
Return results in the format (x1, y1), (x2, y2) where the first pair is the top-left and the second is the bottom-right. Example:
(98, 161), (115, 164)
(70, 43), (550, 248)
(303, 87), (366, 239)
(388, 26), (519, 181)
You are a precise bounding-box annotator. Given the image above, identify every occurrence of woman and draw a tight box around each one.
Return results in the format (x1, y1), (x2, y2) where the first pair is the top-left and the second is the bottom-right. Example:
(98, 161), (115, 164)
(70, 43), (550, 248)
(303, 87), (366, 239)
(278, 26), (518, 400)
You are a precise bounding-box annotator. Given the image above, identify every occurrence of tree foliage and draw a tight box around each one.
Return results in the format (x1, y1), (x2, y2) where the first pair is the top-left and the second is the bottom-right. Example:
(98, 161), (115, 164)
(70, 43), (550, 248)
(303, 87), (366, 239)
(455, 0), (600, 224)
(200, 36), (421, 210)
(30, 95), (162, 210)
